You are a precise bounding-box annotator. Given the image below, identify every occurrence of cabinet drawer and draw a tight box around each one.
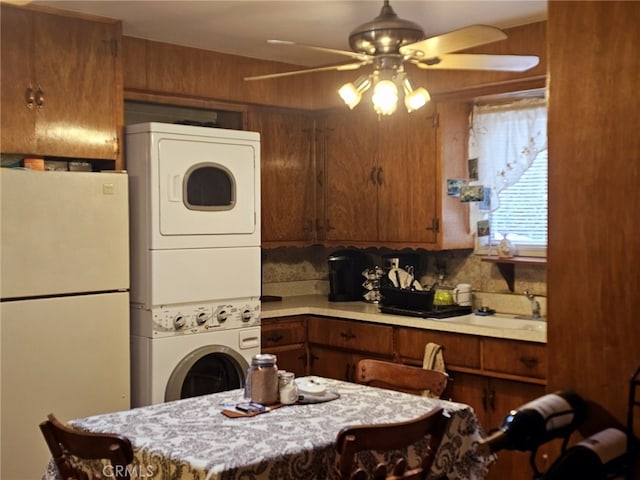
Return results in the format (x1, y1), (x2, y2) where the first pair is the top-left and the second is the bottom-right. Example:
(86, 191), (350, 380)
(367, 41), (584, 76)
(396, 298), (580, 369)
(482, 338), (547, 380)
(307, 317), (393, 355)
(261, 318), (306, 348)
(395, 328), (481, 369)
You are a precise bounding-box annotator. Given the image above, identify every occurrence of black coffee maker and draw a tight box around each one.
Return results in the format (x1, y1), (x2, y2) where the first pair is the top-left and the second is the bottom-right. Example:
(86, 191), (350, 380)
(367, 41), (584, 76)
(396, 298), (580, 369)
(327, 249), (368, 302)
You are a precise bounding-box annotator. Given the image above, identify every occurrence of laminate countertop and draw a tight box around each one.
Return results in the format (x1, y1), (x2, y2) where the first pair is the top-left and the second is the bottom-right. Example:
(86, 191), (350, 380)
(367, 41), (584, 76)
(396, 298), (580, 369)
(261, 295), (547, 343)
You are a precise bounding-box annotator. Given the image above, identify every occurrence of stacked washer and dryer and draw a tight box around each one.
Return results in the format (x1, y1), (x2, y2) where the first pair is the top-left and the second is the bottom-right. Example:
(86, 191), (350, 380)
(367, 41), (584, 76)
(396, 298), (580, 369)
(125, 122), (261, 407)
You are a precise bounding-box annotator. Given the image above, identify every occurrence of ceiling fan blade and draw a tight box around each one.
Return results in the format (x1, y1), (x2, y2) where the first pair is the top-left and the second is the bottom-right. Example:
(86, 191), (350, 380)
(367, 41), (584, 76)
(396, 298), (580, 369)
(400, 25), (507, 58)
(267, 39), (372, 62)
(414, 54), (539, 72)
(244, 62), (367, 81)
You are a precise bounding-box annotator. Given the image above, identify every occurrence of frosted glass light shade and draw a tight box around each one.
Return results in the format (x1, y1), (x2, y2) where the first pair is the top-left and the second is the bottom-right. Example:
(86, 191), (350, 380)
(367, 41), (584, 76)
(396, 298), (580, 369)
(372, 80), (398, 115)
(338, 83), (362, 109)
(405, 87), (430, 112)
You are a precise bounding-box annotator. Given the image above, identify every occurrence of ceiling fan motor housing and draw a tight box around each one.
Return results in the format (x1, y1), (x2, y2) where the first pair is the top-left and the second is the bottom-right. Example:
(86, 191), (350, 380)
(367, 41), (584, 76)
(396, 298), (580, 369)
(349, 1), (425, 55)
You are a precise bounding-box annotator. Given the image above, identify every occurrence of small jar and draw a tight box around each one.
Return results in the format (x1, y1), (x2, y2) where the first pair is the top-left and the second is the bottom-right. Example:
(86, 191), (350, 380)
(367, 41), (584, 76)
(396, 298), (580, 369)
(245, 354), (279, 405)
(278, 371), (298, 405)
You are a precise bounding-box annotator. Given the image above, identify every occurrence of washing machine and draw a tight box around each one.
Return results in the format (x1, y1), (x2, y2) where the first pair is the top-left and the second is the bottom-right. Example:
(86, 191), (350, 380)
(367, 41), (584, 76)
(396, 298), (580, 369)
(130, 299), (260, 407)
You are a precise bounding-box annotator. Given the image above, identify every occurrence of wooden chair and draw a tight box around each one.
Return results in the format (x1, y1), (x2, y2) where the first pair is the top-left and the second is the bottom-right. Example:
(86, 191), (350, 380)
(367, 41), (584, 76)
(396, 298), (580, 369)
(39, 413), (134, 480)
(335, 407), (449, 480)
(355, 359), (448, 398)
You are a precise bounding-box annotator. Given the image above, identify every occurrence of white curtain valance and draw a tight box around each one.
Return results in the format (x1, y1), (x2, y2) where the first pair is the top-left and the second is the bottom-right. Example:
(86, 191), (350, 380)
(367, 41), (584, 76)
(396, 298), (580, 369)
(469, 98), (547, 212)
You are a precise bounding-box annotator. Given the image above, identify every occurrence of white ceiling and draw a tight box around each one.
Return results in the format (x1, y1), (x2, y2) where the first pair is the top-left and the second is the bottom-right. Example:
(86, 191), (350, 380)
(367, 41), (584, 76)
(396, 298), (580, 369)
(30, 0), (547, 67)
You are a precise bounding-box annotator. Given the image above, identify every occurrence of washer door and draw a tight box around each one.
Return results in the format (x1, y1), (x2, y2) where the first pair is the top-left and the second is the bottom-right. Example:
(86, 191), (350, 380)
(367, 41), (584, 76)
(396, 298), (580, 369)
(165, 345), (249, 402)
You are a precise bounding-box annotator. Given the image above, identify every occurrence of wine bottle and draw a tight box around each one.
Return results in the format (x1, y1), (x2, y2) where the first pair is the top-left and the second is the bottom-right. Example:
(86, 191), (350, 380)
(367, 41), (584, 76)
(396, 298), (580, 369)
(542, 427), (629, 480)
(478, 390), (587, 454)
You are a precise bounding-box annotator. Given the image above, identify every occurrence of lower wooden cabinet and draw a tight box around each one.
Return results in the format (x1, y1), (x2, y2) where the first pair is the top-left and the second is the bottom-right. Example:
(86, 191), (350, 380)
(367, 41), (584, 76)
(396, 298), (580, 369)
(261, 315), (552, 479)
(450, 372), (554, 479)
(395, 325), (550, 480)
(261, 316), (307, 377)
(307, 316), (394, 382)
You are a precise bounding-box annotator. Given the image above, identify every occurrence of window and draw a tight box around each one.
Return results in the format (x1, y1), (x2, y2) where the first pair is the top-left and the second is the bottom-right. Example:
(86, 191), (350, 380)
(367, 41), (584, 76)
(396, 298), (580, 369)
(469, 97), (548, 256)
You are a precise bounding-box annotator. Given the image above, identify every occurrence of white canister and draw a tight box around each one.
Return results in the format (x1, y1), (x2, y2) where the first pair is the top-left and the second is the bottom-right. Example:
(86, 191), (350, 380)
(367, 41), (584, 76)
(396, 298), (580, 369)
(278, 371), (298, 405)
(453, 283), (473, 306)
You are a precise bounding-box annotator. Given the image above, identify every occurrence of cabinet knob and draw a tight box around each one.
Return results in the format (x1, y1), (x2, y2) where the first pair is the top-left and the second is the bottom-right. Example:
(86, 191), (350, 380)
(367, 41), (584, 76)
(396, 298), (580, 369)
(266, 333), (284, 343)
(519, 356), (540, 369)
(369, 167), (377, 185)
(339, 330), (356, 340)
(35, 86), (44, 109)
(25, 85), (35, 109)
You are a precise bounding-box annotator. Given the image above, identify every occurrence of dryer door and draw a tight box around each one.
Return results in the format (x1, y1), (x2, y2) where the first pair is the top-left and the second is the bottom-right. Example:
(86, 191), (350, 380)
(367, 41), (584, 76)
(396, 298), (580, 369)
(158, 137), (258, 236)
(165, 345), (250, 402)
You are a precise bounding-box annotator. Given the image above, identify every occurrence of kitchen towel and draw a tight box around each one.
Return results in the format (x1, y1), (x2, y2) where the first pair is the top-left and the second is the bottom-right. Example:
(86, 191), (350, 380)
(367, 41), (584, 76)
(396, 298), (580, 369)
(422, 342), (446, 398)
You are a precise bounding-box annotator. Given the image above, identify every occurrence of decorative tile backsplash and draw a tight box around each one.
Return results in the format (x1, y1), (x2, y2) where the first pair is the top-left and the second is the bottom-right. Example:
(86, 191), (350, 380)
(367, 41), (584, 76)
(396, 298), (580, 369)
(262, 246), (546, 316)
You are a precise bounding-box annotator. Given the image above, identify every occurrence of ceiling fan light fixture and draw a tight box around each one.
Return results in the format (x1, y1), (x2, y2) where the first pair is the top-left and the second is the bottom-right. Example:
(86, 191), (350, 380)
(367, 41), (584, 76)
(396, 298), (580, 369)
(405, 87), (430, 112)
(372, 79), (398, 115)
(338, 75), (372, 109)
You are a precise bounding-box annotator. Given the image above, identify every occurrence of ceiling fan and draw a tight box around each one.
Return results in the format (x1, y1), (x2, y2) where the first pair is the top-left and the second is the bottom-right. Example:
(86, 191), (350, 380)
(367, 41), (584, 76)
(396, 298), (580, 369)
(244, 1), (539, 114)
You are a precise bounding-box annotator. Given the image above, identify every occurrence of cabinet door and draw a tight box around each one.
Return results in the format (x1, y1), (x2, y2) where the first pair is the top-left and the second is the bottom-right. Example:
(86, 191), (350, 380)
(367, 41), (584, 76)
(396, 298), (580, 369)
(0, 5), (36, 153)
(451, 372), (548, 480)
(247, 108), (317, 244)
(322, 109), (378, 242)
(33, 10), (120, 160)
(377, 108), (438, 243)
(308, 346), (390, 382)
(308, 346), (354, 381)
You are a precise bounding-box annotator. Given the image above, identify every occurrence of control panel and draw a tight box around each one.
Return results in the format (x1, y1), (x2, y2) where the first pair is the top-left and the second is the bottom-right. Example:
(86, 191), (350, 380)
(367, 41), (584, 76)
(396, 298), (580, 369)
(130, 300), (261, 338)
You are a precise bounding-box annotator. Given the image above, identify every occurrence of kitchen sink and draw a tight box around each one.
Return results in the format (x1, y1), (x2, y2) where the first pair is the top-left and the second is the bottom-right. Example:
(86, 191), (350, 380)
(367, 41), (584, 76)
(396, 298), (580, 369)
(469, 313), (547, 332)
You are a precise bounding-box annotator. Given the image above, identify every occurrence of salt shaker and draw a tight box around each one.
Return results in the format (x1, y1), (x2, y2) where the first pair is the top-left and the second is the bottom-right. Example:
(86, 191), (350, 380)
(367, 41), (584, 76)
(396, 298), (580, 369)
(278, 371), (298, 405)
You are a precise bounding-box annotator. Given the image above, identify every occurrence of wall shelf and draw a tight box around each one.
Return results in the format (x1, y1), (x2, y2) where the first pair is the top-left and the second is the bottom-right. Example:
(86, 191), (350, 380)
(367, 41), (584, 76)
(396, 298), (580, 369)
(481, 256), (547, 292)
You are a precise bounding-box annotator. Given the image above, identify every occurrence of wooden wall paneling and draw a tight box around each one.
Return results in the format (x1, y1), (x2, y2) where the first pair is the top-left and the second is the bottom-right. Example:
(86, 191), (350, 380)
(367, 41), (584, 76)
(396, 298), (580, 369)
(436, 101), (474, 249)
(547, 1), (640, 430)
(122, 36), (147, 90)
(138, 39), (316, 109)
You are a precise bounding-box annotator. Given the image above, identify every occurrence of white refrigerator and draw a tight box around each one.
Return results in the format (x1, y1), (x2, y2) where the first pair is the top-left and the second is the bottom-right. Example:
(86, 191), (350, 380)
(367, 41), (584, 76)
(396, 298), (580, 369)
(0, 168), (131, 480)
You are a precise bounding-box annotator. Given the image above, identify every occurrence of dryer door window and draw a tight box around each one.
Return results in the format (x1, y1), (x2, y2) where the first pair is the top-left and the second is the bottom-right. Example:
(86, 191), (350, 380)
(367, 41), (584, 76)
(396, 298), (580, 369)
(184, 163), (235, 210)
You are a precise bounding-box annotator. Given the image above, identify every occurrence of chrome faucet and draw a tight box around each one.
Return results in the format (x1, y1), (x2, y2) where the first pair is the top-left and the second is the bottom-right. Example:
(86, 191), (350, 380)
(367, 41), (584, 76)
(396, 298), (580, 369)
(523, 290), (542, 319)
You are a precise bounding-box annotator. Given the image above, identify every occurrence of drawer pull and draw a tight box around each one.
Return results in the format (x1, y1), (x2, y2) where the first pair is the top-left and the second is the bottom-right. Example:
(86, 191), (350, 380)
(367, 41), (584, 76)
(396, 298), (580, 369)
(488, 389), (496, 411)
(482, 387), (489, 411)
(340, 330), (356, 340)
(266, 333), (284, 343)
(519, 356), (540, 369)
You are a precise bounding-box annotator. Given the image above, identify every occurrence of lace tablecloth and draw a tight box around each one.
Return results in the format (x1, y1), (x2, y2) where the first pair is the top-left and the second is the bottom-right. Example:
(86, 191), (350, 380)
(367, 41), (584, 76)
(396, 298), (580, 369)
(44, 378), (494, 480)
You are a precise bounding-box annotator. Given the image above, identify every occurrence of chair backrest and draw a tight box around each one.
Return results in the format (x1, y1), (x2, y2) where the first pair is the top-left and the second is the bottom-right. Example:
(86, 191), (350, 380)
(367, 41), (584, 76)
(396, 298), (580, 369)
(335, 407), (449, 480)
(39, 413), (134, 480)
(355, 359), (448, 398)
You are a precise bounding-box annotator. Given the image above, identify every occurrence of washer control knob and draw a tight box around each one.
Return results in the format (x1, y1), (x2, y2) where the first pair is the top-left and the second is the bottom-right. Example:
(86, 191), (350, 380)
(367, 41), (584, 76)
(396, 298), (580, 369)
(173, 314), (186, 329)
(241, 308), (253, 322)
(217, 310), (229, 323)
(195, 312), (210, 325)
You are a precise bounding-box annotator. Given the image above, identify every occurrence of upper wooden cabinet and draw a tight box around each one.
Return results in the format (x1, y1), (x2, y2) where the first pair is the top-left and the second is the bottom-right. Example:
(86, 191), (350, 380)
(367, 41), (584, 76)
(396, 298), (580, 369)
(319, 102), (473, 249)
(0, 5), (123, 166)
(247, 107), (319, 245)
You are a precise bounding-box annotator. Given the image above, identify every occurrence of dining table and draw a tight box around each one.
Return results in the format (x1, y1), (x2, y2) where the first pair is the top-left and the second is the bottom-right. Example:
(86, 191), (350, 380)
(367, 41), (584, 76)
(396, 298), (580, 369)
(43, 377), (495, 480)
